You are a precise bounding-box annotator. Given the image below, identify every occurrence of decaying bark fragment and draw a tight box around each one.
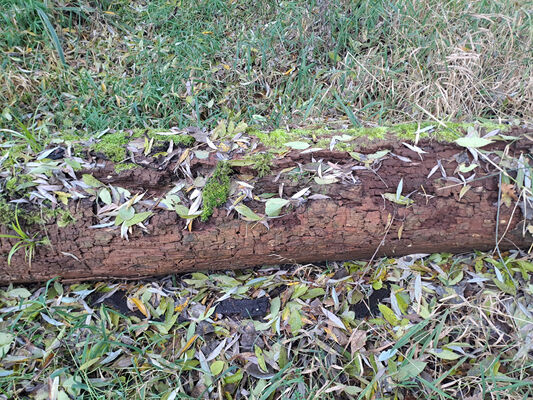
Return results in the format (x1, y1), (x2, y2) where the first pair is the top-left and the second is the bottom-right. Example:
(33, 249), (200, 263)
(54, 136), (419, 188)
(1, 127), (532, 283)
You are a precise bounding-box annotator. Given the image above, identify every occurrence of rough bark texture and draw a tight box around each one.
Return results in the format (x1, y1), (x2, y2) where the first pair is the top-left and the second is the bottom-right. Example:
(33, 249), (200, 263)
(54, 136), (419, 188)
(1, 129), (532, 283)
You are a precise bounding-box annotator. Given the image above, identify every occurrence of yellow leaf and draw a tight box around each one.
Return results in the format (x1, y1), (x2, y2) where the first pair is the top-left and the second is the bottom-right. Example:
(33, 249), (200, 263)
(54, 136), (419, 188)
(202, 31), (213, 34)
(101, 82), (106, 93)
(54, 191), (72, 205)
(129, 297), (149, 318)
(222, 64), (230, 70)
(459, 184), (471, 200)
(378, 304), (399, 326)
(218, 142), (230, 152)
(323, 327), (339, 344)
(177, 148), (190, 165)
(104, 11), (115, 15)
(175, 298), (189, 313)
(283, 67), (295, 75)
(144, 137), (154, 156)
(177, 334), (198, 357)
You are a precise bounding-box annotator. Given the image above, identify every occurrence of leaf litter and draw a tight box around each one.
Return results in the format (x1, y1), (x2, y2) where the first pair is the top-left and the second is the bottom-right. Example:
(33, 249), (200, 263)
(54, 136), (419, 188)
(0, 250), (532, 399)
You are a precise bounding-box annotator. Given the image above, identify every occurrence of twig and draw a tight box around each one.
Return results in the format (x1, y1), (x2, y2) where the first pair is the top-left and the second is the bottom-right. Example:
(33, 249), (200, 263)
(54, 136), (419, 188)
(365, 212), (395, 270)
(494, 171), (516, 284)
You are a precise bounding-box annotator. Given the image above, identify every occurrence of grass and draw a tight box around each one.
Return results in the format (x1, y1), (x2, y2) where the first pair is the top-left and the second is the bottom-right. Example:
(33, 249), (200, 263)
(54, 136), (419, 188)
(1, 0), (531, 137)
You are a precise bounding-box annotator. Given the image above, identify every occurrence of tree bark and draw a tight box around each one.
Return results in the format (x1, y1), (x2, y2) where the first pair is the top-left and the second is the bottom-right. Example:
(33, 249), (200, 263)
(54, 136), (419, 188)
(1, 128), (531, 283)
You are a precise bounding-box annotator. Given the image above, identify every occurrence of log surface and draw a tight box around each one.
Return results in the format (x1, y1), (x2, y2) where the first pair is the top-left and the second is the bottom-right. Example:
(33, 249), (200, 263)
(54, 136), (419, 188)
(1, 128), (531, 283)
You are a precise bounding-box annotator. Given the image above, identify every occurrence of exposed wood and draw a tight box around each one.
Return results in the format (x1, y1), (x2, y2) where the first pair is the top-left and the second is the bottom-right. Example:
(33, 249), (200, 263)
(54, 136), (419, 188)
(1, 129), (531, 283)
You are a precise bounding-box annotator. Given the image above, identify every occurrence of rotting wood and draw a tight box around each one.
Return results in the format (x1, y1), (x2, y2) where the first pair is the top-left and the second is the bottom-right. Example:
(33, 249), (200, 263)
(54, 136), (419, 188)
(1, 127), (532, 283)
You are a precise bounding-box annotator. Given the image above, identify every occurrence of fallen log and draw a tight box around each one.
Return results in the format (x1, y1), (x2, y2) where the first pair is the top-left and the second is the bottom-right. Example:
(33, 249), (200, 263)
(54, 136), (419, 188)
(1, 123), (532, 283)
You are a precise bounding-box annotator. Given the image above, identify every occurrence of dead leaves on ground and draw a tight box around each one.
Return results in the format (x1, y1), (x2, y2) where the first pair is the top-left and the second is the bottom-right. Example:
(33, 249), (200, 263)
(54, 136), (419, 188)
(0, 251), (532, 398)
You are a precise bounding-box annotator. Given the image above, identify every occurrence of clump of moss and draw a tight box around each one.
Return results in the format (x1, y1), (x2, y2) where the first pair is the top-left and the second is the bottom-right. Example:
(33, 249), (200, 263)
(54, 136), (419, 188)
(252, 153), (273, 178)
(56, 209), (76, 228)
(0, 199), (49, 228)
(253, 129), (291, 148)
(0, 198), (15, 226)
(201, 162), (231, 222)
(114, 163), (137, 173)
(92, 132), (129, 162)
(132, 128), (196, 147)
(4, 174), (34, 197)
(145, 130), (196, 147)
(350, 126), (388, 139)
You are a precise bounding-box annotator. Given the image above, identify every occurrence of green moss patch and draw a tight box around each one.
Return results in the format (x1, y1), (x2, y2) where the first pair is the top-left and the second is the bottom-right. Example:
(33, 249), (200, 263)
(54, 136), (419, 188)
(389, 121), (509, 141)
(143, 129), (196, 147)
(251, 153), (274, 178)
(114, 163), (138, 173)
(201, 162), (232, 222)
(248, 121), (508, 152)
(92, 131), (129, 162)
(253, 129), (292, 148)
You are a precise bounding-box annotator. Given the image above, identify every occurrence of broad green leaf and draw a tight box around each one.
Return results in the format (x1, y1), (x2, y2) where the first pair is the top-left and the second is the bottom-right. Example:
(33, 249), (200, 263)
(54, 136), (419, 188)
(210, 360), (225, 376)
(234, 204), (262, 221)
(64, 158), (81, 170)
(350, 150), (390, 163)
(234, 121), (248, 134)
(0, 332), (14, 359)
(396, 360), (427, 381)
(82, 174), (104, 188)
(454, 137), (493, 148)
(254, 345), (268, 372)
(314, 176), (338, 185)
(5, 288), (32, 298)
(174, 204), (191, 218)
(291, 284), (308, 299)
(288, 305), (303, 334)
(428, 348), (461, 360)
(265, 198), (290, 217)
(382, 193), (413, 206)
(344, 386), (363, 395)
(458, 163), (478, 173)
(378, 304), (399, 326)
(118, 206), (135, 222)
(301, 288), (325, 300)
(125, 211), (152, 227)
(224, 369), (244, 384)
(99, 188), (112, 205)
(492, 276), (517, 295)
(228, 159), (254, 167)
(284, 141), (310, 150)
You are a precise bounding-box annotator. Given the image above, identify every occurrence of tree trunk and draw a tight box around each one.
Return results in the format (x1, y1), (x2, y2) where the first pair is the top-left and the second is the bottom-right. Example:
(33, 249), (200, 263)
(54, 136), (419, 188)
(1, 127), (531, 283)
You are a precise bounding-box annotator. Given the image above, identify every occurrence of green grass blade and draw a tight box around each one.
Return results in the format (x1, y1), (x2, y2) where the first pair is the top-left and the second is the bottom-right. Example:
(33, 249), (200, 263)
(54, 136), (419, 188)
(36, 7), (67, 67)
(334, 90), (361, 127)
